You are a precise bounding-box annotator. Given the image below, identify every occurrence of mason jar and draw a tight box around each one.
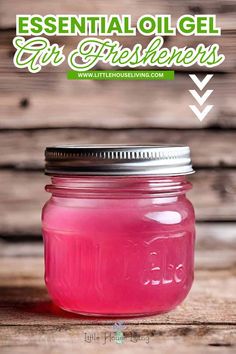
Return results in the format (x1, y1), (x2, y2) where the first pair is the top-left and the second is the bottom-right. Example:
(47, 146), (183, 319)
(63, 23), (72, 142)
(42, 145), (195, 317)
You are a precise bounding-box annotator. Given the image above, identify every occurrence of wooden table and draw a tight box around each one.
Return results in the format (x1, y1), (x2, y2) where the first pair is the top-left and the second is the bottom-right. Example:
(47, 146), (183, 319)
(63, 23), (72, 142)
(0, 241), (235, 354)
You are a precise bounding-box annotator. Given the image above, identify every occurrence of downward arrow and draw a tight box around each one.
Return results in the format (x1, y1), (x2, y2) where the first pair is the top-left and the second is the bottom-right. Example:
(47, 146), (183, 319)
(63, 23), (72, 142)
(189, 89), (213, 106)
(189, 74), (213, 90)
(189, 105), (214, 121)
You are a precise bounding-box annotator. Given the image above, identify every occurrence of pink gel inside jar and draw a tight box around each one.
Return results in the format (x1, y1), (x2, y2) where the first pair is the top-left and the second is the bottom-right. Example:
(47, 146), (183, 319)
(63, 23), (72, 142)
(42, 175), (195, 316)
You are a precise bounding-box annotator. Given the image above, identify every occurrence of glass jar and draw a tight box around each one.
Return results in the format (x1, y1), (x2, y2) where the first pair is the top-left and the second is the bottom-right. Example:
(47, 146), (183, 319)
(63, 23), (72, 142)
(42, 145), (195, 317)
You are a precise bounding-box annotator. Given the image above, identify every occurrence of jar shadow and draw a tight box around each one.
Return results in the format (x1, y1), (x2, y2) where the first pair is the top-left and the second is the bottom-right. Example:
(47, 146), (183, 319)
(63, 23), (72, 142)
(24, 300), (103, 320)
(0, 285), (114, 322)
(0, 285), (181, 321)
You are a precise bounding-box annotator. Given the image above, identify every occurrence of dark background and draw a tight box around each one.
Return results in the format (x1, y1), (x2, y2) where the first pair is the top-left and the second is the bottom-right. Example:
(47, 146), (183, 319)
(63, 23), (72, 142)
(0, 0), (235, 248)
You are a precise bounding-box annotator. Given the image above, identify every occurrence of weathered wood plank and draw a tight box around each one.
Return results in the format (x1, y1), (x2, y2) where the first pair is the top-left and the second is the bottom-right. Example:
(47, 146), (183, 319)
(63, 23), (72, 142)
(0, 324), (235, 354)
(0, 129), (235, 168)
(0, 170), (236, 235)
(0, 246), (235, 326)
(0, 31), (235, 73)
(196, 223), (236, 250)
(0, 0), (235, 30)
(0, 244), (235, 353)
(0, 74), (235, 129)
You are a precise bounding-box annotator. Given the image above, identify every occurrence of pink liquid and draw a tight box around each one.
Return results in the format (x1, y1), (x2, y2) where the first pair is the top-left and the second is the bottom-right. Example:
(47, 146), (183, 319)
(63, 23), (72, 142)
(42, 176), (195, 316)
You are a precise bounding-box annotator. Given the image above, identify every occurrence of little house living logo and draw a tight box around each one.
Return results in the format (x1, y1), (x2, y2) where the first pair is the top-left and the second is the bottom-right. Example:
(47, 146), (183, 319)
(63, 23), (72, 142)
(113, 321), (126, 344)
(84, 321), (150, 345)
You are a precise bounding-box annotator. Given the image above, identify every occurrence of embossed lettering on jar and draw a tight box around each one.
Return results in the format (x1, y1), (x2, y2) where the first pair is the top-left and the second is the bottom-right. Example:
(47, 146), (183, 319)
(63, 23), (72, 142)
(42, 145), (195, 317)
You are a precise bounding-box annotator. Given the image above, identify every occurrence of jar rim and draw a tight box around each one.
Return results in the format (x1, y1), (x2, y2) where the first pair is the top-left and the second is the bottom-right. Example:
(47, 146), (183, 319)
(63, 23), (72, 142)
(45, 144), (194, 176)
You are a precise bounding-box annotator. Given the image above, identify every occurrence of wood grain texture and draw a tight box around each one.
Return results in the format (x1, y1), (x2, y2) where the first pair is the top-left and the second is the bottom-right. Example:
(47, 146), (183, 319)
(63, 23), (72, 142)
(0, 0), (235, 29)
(0, 170), (236, 235)
(0, 245), (235, 325)
(0, 243), (235, 353)
(0, 73), (235, 129)
(0, 31), (235, 73)
(0, 129), (235, 168)
(196, 223), (236, 250)
(0, 325), (235, 354)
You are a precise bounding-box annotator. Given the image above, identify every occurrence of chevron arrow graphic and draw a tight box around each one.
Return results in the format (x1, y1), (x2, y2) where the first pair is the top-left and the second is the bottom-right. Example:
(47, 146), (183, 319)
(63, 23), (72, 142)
(189, 105), (214, 121)
(189, 74), (214, 121)
(189, 89), (213, 106)
(189, 74), (213, 90)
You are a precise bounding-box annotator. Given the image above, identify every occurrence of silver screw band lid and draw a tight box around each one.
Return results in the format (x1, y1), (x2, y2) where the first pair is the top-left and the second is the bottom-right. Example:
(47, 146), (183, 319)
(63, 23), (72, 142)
(45, 145), (194, 176)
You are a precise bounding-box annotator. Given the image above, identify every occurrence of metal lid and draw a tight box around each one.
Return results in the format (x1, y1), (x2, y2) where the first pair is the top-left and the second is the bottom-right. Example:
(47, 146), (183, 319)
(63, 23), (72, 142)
(45, 145), (194, 176)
